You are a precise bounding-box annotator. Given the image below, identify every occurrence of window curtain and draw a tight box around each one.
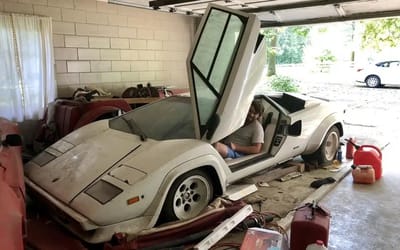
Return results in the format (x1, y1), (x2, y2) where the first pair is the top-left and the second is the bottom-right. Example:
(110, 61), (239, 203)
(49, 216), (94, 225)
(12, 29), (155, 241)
(0, 14), (56, 122)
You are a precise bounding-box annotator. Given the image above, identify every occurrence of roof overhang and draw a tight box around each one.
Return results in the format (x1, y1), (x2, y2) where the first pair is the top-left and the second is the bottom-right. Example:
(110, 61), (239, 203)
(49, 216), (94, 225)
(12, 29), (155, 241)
(108, 0), (400, 27)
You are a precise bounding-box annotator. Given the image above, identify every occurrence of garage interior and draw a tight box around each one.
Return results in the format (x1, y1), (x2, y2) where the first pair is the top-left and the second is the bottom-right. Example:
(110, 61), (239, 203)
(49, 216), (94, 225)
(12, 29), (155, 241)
(1, 0), (400, 249)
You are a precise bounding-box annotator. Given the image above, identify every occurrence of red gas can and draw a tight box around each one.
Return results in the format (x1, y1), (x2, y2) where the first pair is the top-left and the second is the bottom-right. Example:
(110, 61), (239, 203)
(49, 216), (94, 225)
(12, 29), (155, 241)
(352, 165), (375, 184)
(346, 137), (356, 159)
(353, 145), (382, 180)
(290, 202), (330, 250)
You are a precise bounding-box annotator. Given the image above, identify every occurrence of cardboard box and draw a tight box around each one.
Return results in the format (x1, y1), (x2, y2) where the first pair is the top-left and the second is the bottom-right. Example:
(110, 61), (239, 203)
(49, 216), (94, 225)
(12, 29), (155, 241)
(240, 227), (288, 250)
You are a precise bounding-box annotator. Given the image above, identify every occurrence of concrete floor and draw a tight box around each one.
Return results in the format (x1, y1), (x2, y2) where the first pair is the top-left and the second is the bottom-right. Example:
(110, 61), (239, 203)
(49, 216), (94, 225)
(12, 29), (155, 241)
(299, 82), (400, 250)
(321, 140), (400, 250)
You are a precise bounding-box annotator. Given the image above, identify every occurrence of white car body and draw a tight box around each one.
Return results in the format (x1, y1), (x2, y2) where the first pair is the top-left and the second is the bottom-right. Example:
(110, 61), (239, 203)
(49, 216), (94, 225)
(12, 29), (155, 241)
(355, 60), (400, 87)
(24, 4), (344, 244)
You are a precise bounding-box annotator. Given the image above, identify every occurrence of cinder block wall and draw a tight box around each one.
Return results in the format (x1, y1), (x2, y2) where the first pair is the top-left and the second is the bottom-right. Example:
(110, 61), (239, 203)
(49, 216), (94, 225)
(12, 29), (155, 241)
(0, 0), (198, 98)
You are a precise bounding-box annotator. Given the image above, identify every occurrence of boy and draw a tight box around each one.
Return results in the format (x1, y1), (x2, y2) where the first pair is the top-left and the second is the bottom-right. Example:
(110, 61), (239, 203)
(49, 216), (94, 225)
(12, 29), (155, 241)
(214, 100), (264, 158)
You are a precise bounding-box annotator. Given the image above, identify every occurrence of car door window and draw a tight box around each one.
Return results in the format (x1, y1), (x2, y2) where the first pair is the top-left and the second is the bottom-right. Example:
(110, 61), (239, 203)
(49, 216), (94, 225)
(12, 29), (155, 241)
(190, 8), (246, 135)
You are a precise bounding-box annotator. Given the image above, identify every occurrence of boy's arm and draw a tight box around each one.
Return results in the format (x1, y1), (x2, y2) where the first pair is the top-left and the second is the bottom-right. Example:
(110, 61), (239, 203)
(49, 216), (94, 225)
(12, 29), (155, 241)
(230, 142), (263, 154)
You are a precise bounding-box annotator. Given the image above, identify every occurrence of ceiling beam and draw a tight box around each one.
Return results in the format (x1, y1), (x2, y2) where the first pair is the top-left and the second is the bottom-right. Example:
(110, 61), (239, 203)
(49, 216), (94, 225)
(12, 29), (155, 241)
(166, 0), (366, 15)
(149, 0), (199, 8)
(260, 9), (400, 27)
(243, 0), (361, 13)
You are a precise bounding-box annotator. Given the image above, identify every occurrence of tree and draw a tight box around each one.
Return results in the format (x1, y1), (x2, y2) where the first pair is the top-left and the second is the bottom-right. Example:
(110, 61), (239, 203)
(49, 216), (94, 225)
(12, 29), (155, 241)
(262, 28), (279, 76)
(315, 49), (336, 72)
(316, 49), (336, 63)
(277, 26), (310, 64)
(361, 18), (400, 52)
(262, 26), (310, 76)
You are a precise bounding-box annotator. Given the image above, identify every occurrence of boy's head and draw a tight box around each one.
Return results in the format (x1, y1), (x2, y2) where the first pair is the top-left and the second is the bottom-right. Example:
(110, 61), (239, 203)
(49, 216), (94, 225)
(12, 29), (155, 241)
(251, 100), (264, 115)
(246, 99), (264, 123)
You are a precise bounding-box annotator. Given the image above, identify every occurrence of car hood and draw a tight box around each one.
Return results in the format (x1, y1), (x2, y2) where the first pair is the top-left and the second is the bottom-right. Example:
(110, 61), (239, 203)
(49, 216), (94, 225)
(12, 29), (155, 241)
(287, 92), (323, 105)
(25, 126), (163, 204)
(293, 92), (344, 113)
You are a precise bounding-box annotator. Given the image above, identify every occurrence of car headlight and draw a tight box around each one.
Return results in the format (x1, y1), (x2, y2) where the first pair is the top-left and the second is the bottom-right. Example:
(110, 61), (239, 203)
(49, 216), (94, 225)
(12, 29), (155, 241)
(32, 151), (56, 166)
(31, 140), (75, 167)
(51, 140), (74, 153)
(85, 180), (122, 204)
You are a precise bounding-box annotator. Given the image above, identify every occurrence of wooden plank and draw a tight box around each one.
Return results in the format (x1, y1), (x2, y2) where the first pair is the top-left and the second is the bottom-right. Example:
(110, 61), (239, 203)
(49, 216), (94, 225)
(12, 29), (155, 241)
(262, 165), (300, 183)
(224, 184), (258, 201)
(241, 161), (305, 185)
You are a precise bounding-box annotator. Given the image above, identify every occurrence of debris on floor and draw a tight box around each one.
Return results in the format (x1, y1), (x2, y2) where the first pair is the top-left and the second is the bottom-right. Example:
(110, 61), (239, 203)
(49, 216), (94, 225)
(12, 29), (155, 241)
(240, 227), (289, 250)
(224, 183), (258, 201)
(193, 205), (253, 250)
(103, 198), (247, 250)
(310, 177), (336, 188)
(279, 171), (303, 182)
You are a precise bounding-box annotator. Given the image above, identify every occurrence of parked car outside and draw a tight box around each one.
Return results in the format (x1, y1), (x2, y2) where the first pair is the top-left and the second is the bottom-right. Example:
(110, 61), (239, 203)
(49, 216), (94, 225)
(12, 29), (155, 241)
(355, 60), (400, 88)
(24, 4), (344, 244)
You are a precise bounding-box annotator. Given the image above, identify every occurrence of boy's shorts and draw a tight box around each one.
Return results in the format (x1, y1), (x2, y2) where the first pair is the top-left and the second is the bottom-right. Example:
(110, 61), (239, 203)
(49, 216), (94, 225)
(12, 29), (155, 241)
(226, 146), (243, 159)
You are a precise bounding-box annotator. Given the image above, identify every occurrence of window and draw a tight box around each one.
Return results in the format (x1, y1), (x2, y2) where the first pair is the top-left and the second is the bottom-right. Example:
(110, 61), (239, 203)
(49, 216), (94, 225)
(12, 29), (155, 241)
(0, 14), (56, 122)
(190, 8), (246, 135)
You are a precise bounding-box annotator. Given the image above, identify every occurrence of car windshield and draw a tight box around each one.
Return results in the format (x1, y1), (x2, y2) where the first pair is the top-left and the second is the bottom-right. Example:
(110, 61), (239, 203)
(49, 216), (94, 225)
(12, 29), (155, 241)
(109, 96), (195, 140)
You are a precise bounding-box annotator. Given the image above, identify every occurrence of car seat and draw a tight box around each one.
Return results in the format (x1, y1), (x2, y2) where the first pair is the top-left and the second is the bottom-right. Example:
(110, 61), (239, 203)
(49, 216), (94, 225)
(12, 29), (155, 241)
(261, 112), (277, 153)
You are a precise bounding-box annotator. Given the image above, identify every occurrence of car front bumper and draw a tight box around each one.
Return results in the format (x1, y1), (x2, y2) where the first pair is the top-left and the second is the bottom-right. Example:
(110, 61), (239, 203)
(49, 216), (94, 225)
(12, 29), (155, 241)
(25, 177), (153, 243)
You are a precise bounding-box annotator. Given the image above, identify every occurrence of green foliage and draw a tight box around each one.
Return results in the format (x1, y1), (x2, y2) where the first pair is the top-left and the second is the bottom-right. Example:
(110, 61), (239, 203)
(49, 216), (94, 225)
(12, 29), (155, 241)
(361, 18), (400, 52)
(261, 28), (280, 41)
(316, 49), (336, 63)
(277, 26), (310, 64)
(269, 75), (299, 92)
(261, 26), (310, 75)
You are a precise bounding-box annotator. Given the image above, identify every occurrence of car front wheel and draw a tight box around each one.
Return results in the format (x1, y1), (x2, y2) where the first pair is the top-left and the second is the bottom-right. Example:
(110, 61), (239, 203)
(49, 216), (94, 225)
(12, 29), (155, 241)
(365, 75), (381, 88)
(162, 170), (214, 222)
(302, 126), (340, 165)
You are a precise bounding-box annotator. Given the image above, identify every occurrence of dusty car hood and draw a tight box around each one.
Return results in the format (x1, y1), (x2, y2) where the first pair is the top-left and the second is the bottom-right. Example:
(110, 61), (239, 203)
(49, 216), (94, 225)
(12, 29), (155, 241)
(25, 129), (143, 204)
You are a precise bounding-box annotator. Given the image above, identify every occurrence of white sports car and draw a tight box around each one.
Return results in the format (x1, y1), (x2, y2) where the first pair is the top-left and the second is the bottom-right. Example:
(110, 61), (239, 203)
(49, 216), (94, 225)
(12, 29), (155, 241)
(24, 4), (344, 244)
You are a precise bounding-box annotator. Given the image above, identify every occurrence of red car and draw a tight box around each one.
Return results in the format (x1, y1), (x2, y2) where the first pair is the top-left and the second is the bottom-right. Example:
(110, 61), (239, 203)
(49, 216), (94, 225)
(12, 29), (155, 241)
(0, 118), (25, 250)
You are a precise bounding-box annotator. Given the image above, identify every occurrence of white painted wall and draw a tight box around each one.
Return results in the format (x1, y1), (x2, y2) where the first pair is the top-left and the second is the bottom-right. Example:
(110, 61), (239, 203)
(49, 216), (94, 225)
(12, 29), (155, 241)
(0, 0), (198, 98)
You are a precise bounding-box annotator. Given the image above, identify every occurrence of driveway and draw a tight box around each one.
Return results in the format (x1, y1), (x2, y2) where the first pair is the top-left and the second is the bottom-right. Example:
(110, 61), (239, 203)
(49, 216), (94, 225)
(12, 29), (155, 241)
(299, 81), (400, 148)
(277, 64), (400, 145)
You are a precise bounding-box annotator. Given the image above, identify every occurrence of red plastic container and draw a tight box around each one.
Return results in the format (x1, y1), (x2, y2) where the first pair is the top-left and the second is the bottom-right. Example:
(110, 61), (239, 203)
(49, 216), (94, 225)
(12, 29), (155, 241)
(352, 165), (375, 184)
(290, 202), (330, 250)
(353, 145), (382, 180)
(346, 137), (356, 159)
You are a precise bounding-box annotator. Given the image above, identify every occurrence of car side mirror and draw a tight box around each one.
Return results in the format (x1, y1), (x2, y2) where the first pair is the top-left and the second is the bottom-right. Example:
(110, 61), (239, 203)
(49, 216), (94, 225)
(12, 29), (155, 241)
(288, 120), (301, 136)
(2, 134), (23, 147)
